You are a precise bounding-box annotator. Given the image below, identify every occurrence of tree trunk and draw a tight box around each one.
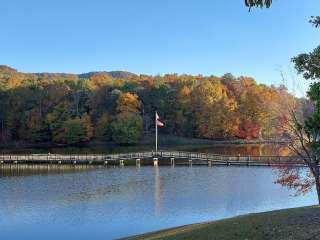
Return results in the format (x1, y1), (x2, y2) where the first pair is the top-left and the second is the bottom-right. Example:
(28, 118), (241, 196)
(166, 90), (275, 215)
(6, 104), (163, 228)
(315, 180), (320, 205)
(0, 119), (3, 142)
(315, 166), (320, 205)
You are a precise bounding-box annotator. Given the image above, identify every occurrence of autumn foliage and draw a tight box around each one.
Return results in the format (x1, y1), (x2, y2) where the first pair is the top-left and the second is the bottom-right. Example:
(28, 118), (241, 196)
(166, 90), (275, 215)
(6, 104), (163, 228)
(0, 66), (297, 145)
(275, 166), (314, 195)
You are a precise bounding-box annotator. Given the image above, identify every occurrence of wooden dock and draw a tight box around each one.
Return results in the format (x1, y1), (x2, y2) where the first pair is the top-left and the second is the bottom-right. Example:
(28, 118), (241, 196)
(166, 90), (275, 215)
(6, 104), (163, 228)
(0, 151), (305, 167)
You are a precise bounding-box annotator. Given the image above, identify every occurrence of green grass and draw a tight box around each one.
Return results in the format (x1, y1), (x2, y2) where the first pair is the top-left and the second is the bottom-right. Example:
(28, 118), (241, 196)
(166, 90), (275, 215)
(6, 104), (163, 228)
(125, 206), (320, 240)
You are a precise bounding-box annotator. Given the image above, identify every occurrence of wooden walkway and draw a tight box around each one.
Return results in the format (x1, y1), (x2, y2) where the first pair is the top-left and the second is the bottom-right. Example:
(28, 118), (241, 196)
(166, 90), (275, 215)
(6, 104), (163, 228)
(0, 151), (304, 167)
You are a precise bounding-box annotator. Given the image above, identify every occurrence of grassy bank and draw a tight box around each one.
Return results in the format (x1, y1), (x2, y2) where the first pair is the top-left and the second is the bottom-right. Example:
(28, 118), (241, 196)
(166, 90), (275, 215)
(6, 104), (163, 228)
(141, 134), (288, 146)
(126, 206), (320, 240)
(0, 134), (287, 150)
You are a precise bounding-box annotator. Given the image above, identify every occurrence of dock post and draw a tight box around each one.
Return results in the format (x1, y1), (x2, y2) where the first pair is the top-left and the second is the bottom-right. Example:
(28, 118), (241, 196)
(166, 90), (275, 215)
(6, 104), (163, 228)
(136, 158), (141, 167)
(120, 160), (124, 167)
(153, 158), (158, 167)
(189, 159), (192, 167)
(170, 157), (175, 167)
(208, 160), (212, 167)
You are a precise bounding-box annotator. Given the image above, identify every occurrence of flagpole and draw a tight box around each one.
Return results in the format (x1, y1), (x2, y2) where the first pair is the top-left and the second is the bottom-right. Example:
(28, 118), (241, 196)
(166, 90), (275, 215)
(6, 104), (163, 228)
(155, 111), (158, 153)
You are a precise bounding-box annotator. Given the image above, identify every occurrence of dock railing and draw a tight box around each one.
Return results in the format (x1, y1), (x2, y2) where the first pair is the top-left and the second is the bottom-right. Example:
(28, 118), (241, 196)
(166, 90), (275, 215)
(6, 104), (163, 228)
(0, 150), (304, 166)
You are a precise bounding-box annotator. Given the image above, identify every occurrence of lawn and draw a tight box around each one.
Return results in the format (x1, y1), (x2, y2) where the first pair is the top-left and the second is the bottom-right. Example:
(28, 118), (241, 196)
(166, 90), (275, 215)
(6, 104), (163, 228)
(126, 206), (320, 240)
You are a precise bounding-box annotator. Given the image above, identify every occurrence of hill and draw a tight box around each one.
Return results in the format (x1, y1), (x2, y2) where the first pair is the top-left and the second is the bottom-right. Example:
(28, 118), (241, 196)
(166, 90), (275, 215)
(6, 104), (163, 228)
(79, 71), (137, 79)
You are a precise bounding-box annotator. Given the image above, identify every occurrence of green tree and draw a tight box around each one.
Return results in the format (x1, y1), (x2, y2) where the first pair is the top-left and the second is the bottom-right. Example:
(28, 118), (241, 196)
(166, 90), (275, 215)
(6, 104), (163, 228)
(68, 80), (90, 117)
(111, 93), (143, 145)
(63, 118), (86, 144)
(26, 108), (50, 142)
(111, 112), (143, 145)
(95, 113), (112, 140)
(46, 102), (71, 143)
(62, 113), (93, 144)
(274, 16), (320, 204)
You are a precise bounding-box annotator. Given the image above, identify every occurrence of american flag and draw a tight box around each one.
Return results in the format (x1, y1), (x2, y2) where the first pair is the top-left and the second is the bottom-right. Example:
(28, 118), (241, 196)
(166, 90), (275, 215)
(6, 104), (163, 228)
(156, 112), (164, 127)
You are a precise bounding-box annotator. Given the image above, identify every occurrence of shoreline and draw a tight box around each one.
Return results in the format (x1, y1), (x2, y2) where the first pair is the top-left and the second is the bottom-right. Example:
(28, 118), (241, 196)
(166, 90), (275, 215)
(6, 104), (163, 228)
(125, 205), (320, 240)
(0, 135), (289, 150)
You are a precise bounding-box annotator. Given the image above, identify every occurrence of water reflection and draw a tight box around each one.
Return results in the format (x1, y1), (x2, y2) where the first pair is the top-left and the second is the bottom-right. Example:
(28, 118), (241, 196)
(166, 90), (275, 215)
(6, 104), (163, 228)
(0, 143), (290, 156)
(0, 166), (316, 240)
(190, 144), (290, 156)
(154, 166), (162, 214)
(0, 164), (99, 177)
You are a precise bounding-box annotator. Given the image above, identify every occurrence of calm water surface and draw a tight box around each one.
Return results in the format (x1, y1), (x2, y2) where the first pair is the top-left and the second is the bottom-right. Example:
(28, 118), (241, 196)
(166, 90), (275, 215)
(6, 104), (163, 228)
(0, 143), (289, 156)
(0, 166), (316, 240)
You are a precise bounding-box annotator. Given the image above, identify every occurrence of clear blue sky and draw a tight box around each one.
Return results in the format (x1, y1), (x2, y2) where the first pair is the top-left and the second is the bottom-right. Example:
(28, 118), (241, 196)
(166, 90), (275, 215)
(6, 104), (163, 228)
(1, 0), (319, 96)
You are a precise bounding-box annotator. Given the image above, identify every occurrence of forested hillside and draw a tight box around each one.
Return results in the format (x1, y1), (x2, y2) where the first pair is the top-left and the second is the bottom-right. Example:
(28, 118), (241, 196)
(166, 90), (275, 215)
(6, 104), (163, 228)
(0, 65), (304, 145)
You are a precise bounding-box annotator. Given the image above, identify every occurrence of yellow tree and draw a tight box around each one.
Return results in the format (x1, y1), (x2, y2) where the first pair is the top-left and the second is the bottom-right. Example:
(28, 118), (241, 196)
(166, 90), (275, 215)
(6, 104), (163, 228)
(192, 80), (239, 138)
(80, 113), (94, 141)
(116, 92), (141, 113)
(238, 77), (269, 139)
(175, 86), (195, 136)
(87, 73), (113, 89)
(111, 92), (143, 145)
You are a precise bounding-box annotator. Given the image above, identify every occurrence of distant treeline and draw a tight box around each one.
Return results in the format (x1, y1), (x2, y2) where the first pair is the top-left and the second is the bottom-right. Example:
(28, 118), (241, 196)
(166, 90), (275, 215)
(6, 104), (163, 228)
(0, 65), (309, 145)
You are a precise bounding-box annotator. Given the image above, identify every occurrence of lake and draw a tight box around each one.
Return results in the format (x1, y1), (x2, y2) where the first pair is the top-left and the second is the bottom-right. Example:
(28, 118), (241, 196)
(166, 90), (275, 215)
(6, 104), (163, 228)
(0, 165), (316, 240)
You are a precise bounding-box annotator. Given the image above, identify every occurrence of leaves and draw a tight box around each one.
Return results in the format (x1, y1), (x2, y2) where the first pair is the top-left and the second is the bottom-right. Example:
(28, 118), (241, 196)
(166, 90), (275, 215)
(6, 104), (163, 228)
(0, 66), (296, 145)
(111, 93), (143, 145)
(244, 0), (272, 10)
(310, 16), (320, 28)
(63, 113), (93, 144)
(275, 167), (314, 195)
(292, 46), (320, 81)
(111, 112), (143, 145)
(95, 113), (111, 140)
(279, 33), (320, 199)
(116, 92), (141, 113)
